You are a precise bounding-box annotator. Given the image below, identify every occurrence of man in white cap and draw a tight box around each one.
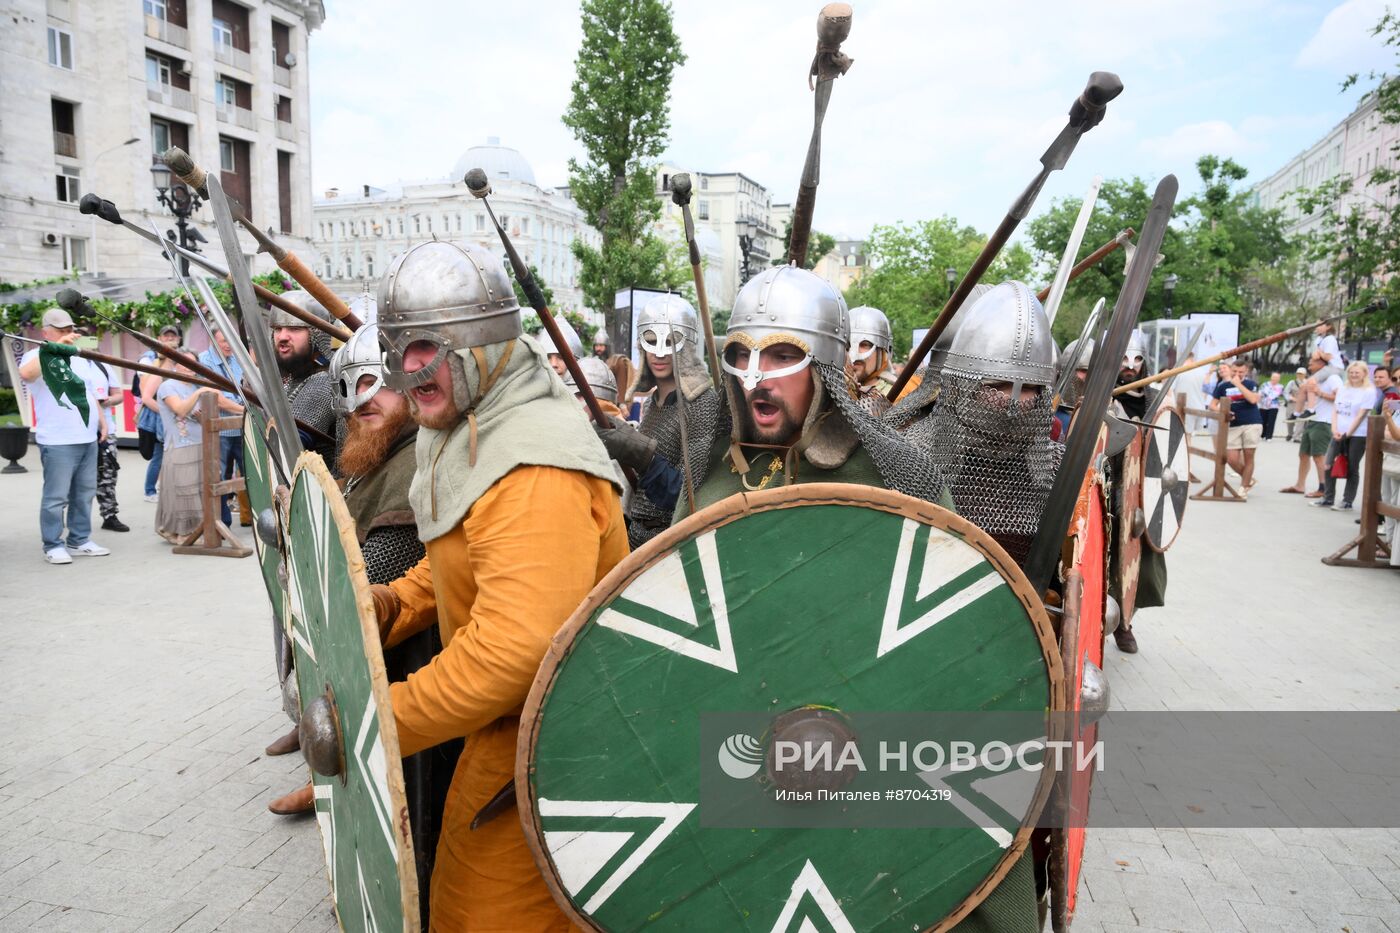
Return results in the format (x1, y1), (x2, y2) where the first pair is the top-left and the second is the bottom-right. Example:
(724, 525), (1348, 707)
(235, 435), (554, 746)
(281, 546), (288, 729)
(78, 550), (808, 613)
(16, 307), (112, 564)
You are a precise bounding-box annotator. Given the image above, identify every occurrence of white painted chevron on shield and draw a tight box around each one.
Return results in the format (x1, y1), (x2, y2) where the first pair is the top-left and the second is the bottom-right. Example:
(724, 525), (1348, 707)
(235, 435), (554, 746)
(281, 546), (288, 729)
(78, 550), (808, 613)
(597, 532), (737, 672)
(878, 519), (1007, 657)
(769, 860), (856, 933)
(537, 799), (695, 912)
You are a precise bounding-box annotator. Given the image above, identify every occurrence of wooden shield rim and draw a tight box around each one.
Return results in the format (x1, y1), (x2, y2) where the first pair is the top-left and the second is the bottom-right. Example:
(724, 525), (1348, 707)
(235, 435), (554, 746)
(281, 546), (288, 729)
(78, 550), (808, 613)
(517, 482), (1066, 933)
(1048, 569), (1083, 933)
(1144, 406), (1188, 553)
(291, 452), (420, 933)
(1114, 432), (1144, 622)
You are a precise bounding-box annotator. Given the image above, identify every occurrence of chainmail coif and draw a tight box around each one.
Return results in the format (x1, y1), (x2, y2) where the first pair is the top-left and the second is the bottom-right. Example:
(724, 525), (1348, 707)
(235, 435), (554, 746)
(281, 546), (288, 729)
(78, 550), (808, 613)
(928, 374), (1062, 564)
(883, 371), (941, 451)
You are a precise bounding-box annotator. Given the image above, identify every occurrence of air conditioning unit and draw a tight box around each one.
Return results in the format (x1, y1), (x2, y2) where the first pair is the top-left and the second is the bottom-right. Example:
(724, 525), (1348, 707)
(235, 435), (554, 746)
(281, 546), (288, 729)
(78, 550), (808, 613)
(41, 232), (60, 247)
(178, 60), (193, 76)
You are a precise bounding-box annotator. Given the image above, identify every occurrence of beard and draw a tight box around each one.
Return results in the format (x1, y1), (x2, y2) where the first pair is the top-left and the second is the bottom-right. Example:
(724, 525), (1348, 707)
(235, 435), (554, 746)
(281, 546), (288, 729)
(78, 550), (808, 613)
(739, 386), (806, 447)
(406, 394), (461, 430)
(277, 343), (316, 378)
(338, 405), (412, 477)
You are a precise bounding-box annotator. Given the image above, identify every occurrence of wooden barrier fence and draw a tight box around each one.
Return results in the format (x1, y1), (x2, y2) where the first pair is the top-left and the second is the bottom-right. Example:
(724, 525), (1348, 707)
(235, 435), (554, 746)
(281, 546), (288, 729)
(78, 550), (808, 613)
(1176, 392), (1245, 502)
(1322, 413), (1400, 569)
(172, 403), (252, 558)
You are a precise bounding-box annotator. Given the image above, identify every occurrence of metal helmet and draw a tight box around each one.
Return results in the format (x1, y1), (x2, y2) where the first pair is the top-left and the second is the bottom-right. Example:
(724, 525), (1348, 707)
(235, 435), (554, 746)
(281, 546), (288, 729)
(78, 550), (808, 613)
(941, 282), (1057, 396)
(928, 283), (994, 372)
(536, 317), (584, 360)
(329, 323), (386, 415)
(1059, 335), (1095, 376)
(1123, 328), (1148, 372)
(847, 306), (892, 364)
(722, 265), (848, 390)
(346, 290), (378, 325)
(561, 355), (618, 405)
(376, 240), (522, 390)
(636, 293), (700, 359)
(268, 288), (335, 360)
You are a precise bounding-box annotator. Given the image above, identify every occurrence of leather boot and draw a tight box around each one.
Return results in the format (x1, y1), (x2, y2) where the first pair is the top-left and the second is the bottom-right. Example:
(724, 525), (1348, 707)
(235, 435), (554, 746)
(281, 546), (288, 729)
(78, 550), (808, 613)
(265, 726), (300, 756)
(267, 783), (314, 815)
(1113, 626), (1138, 654)
(238, 488), (253, 526)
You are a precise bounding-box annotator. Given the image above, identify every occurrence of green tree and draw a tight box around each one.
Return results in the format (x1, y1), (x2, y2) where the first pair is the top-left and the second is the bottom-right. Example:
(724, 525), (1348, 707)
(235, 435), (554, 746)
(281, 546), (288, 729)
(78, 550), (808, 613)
(506, 263), (555, 313)
(563, 0), (686, 344)
(844, 217), (1033, 358)
(774, 220), (836, 270)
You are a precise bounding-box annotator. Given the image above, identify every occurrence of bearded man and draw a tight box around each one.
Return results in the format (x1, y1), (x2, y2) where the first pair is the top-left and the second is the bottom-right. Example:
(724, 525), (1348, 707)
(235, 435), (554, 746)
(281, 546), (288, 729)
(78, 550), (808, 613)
(927, 282), (1062, 566)
(666, 266), (945, 516)
(1053, 335), (1094, 441)
(268, 290), (340, 462)
(846, 305), (898, 416)
(1115, 329), (1157, 421)
(367, 241), (627, 930)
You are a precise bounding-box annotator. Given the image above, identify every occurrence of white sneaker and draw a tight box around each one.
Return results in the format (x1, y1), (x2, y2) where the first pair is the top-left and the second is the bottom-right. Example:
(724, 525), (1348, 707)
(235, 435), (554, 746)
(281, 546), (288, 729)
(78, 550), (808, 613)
(143, 493), (158, 503)
(45, 547), (73, 565)
(72, 541), (111, 557)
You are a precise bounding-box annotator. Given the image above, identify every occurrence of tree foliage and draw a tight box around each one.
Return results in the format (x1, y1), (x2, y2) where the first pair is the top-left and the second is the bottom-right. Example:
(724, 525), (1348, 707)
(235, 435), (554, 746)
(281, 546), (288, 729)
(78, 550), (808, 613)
(563, 0), (686, 341)
(844, 217), (1033, 358)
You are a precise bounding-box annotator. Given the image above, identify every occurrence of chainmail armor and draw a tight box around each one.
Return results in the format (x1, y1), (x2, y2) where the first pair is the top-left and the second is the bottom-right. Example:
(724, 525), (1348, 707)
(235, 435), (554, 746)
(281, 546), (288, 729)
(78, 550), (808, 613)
(360, 523), (425, 586)
(284, 370), (342, 464)
(883, 373), (941, 449)
(629, 358), (723, 549)
(928, 373), (1062, 564)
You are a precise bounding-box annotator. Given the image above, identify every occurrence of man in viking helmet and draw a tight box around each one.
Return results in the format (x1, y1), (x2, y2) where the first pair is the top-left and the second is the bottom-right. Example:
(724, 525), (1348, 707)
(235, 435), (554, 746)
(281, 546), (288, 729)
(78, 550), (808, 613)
(927, 282), (1061, 565)
(367, 241), (628, 929)
(846, 305), (898, 416)
(535, 316), (584, 377)
(1054, 334), (1095, 440)
(267, 289), (341, 462)
(563, 356), (633, 514)
(671, 266), (945, 515)
(883, 283), (995, 444)
(1115, 328), (1156, 421)
(604, 292), (722, 549)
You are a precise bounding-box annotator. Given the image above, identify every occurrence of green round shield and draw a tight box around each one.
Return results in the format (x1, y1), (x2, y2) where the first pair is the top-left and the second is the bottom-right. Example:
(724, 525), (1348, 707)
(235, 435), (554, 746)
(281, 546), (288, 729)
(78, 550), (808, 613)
(242, 408), (286, 629)
(287, 454), (419, 932)
(521, 484), (1064, 932)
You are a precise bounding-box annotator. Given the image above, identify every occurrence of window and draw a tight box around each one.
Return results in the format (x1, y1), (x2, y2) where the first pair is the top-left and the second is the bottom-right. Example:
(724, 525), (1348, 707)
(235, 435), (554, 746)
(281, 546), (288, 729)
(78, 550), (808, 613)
(520, 218), (529, 235)
(342, 254), (352, 278)
(323, 255), (332, 278)
(146, 54), (171, 87)
(55, 168), (80, 203)
(216, 77), (236, 110)
(365, 255), (374, 278)
(698, 200), (709, 220)
(475, 214), (485, 232)
(212, 18), (233, 49)
(143, 0), (166, 19)
(700, 176), (708, 190)
(63, 236), (86, 272)
(151, 119), (172, 157)
(456, 214), (462, 232)
(219, 138), (235, 172)
(413, 215), (421, 234)
(397, 218), (403, 235)
(47, 27), (73, 69)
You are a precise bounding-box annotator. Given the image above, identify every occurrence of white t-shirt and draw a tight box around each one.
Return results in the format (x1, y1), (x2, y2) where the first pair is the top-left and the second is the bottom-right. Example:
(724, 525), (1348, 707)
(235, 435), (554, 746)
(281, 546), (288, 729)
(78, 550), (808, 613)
(20, 347), (101, 446)
(89, 360), (123, 435)
(1310, 373), (1343, 424)
(1314, 333), (1341, 365)
(1334, 385), (1379, 437)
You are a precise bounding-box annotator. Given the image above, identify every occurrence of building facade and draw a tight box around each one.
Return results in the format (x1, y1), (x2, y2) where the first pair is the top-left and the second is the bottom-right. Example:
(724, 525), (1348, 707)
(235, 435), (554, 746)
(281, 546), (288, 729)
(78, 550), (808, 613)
(1250, 91), (1400, 305)
(311, 139), (599, 316)
(0, 0), (323, 284)
(814, 238), (867, 295)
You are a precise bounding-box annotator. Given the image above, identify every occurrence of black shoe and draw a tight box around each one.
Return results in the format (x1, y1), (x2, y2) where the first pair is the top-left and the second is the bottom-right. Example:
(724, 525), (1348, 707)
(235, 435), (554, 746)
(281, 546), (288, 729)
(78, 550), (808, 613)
(101, 517), (130, 532)
(1114, 627), (1138, 654)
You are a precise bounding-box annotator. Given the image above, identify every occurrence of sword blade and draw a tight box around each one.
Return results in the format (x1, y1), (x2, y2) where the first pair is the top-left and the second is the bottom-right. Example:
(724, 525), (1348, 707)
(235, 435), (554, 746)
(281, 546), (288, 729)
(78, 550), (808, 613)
(1044, 176), (1102, 325)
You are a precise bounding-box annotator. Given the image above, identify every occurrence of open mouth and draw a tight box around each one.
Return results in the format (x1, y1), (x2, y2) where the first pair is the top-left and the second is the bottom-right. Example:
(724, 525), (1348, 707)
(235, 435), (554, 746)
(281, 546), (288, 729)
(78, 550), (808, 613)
(412, 383), (443, 406)
(751, 399), (781, 427)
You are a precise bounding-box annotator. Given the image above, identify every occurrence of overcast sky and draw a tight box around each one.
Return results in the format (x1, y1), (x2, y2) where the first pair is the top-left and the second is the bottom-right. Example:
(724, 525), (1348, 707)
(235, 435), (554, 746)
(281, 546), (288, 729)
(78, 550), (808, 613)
(307, 0), (1392, 241)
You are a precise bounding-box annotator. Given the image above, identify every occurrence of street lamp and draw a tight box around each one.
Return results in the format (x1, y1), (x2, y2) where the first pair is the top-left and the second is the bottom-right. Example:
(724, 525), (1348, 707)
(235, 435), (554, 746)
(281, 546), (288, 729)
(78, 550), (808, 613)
(151, 161), (205, 275)
(736, 218), (755, 285)
(1163, 272), (1179, 318)
(945, 267), (957, 298)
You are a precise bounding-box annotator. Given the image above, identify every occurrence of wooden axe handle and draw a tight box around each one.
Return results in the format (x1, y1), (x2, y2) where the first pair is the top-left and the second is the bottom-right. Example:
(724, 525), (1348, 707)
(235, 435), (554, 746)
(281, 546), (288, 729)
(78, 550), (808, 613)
(275, 251), (363, 331)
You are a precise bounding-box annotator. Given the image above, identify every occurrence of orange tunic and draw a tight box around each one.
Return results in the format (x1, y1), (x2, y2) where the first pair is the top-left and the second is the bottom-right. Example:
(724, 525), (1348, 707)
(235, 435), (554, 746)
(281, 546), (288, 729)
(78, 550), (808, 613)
(895, 371), (923, 402)
(387, 465), (628, 932)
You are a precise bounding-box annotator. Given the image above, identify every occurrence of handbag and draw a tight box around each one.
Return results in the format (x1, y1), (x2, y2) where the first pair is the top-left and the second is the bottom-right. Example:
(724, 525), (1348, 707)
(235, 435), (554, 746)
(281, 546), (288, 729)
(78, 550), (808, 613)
(1330, 450), (1350, 478)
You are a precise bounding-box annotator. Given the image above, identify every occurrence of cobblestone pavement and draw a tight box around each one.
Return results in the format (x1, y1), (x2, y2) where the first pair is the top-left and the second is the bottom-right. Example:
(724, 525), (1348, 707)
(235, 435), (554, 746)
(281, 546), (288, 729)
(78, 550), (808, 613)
(1, 440), (1397, 932)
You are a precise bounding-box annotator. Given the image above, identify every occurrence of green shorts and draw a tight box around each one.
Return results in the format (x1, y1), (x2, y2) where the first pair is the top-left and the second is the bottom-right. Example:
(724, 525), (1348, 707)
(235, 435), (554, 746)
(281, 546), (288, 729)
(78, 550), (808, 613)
(1300, 420), (1331, 456)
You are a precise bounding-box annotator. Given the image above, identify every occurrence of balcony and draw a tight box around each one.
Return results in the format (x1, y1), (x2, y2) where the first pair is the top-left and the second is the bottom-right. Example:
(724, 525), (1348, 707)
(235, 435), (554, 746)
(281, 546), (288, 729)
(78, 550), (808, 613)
(273, 64), (292, 87)
(53, 131), (76, 158)
(213, 43), (251, 73)
(147, 83), (195, 112)
(275, 119), (295, 141)
(144, 15), (188, 48)
(217, 103), (256, 131)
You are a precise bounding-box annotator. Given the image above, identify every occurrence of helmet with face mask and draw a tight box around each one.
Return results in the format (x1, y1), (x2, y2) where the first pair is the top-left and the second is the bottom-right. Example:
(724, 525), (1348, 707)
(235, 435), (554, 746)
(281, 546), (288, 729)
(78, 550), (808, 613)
(722, 265), (848, 391)
(846, 306), (892, 364)
(561, 355), (619, 405)
(1122, 329), (1148, 375)
(636, 293), (701, 361)
(377, 241), (522, 395)
(329, 323), (387, 415)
